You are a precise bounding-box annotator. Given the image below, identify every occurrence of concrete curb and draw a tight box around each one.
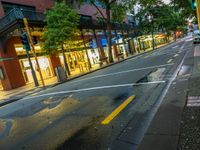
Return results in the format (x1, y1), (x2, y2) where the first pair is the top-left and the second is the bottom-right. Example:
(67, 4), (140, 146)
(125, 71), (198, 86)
(0, 40), (177, 107)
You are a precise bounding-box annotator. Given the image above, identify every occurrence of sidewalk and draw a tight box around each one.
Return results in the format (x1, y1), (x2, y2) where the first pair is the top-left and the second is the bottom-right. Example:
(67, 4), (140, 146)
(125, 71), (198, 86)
(0, 41), (175, 106)
(138, 44), (200, 149)
(177, 45), (200, 150)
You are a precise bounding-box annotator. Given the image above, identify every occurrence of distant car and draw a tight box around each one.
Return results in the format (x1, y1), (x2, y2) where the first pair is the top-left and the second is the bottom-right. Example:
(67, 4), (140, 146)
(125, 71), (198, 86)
(193, 32), (200, 44)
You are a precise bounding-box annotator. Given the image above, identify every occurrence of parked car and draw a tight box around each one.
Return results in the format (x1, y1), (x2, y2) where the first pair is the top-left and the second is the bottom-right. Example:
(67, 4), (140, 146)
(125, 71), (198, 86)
(193, 30), (200, 44)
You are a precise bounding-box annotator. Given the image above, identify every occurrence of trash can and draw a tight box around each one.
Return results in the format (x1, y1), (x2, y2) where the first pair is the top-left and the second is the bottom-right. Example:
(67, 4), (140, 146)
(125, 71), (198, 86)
(55, 67), (67, 82)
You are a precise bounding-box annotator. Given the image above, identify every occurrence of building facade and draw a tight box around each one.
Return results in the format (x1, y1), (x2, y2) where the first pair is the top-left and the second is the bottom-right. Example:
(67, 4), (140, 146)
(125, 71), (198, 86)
(0, 0), (139, 91)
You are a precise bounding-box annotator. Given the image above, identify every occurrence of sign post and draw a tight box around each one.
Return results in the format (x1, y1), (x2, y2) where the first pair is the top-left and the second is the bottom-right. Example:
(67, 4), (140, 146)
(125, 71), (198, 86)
(26, 45), (39, 87)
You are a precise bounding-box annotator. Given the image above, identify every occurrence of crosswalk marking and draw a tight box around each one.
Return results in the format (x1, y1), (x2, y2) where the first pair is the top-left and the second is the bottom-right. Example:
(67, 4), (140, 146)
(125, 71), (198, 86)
(194, 46), (200, 57)
(187, 96), (200, 107)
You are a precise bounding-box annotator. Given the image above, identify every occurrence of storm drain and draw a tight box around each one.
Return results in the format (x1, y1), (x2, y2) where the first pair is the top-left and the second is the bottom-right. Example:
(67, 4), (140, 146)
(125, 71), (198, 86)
(187, 96), (200, 107)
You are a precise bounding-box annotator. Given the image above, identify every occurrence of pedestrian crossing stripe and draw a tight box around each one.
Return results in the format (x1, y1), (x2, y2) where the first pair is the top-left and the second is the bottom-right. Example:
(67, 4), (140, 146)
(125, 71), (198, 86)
(187, 96), (200, 107)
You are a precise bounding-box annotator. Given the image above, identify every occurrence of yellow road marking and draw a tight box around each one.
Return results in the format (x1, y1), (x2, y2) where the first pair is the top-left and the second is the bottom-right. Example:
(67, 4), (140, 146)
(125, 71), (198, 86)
(167, 59), (173, 63)
(101, 95), (136, 125)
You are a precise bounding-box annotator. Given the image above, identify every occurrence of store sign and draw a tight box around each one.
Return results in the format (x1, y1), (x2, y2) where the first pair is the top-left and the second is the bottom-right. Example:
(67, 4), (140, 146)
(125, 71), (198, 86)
(0, 67), (4, 80)
(116, 35), (121, 39)
(101, 38), (107, 46)
(101, 37), (119, 47)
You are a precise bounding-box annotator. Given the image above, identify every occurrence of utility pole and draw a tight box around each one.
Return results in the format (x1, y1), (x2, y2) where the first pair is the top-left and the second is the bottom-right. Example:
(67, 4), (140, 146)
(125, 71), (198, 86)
(26, 45), (39, 87)
(149, 14), (155, 50)
(23, 18), (45, 87)
(152, 23), (155, 50)
(20, 32), (39, 87)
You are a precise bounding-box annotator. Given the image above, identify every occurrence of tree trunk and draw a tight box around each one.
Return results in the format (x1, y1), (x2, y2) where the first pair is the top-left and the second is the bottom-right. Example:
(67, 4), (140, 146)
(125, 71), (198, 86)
(62, 45), (70, 76)
(81, 30), (92, 70)
(106, 6), (114, 63)
(121, 29), (128, 57)
(138, 38), (142, 52)
(174, 31), (177, 41)
(152, 30), (155, 50)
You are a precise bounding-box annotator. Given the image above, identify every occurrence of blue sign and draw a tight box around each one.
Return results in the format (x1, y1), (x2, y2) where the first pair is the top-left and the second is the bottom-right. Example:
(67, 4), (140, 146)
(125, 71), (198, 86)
(101, 38), (107, 46)
(101, 37), (118, 46)
(116, 35), (121, 39)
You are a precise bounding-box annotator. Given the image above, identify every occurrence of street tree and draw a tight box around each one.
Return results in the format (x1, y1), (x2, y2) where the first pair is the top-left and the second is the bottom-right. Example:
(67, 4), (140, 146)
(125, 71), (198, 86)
(56, 0), (136, 63)
(90, 0), (137, 63)
(136, 3), (185, 41)
(42, 2), (79, 76)
(170, 0), (196, 18)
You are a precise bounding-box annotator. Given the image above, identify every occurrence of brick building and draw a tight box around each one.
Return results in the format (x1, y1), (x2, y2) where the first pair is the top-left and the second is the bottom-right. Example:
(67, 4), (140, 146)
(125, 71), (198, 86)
(0, 0), (138, 90)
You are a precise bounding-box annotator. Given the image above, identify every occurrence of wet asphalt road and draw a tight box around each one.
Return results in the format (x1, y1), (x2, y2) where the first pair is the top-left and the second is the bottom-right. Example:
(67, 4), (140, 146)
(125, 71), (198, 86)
(0, 36), (194, 150)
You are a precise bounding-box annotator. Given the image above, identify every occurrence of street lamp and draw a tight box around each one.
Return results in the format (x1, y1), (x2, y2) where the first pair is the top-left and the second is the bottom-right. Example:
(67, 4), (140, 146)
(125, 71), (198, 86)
(148, 14), (155, 50)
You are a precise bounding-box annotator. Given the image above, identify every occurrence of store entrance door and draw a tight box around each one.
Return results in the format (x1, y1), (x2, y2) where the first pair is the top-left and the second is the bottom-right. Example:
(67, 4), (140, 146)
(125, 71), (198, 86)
(20, 56), (53, 84)
(66, 51), (89, 76)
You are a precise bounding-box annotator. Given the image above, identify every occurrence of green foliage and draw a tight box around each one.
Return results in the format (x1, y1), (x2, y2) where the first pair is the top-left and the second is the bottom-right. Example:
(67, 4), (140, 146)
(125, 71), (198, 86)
(136, 4), (185, 35)
(170, 0), (195, 18)
(111, 3), (127, 23)
(42, 2), (79, 54)
(75, 0), (136, 23)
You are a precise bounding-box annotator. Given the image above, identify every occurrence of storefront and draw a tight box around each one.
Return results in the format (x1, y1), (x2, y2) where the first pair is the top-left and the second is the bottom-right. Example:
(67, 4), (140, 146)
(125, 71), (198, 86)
(115, 37), (128, 58)
(19, 56), (53, 83)
(59, 50), (90, 76)
(15, 44), (54, 84)
(87, 48), (100, 65)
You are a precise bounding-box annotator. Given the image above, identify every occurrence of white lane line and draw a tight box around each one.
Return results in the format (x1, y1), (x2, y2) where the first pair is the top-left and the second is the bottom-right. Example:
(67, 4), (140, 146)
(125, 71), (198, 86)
(188, 100), (200, 102)
(70, 63), (173, 84)
(167, 59), (173, 63)
(194, 46), (200, 57)
(23, 81), (166, 100)
(185, 39), (193, 42)
(144, 52), (176, 58)
(172, 45), (179, 49)
(173, 54), (179, 57)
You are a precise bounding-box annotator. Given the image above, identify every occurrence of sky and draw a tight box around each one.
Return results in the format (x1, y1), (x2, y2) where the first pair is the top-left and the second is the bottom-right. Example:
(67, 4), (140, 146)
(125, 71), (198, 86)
(163, 0), (170, 4)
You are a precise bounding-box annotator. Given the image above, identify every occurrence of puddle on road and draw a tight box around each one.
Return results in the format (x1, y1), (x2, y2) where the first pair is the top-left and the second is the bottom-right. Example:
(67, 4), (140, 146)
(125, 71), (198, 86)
(178, 65), (192, 77)
(136, 68), (166, 83)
